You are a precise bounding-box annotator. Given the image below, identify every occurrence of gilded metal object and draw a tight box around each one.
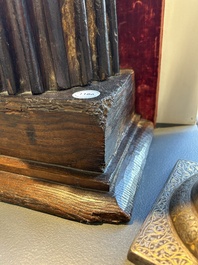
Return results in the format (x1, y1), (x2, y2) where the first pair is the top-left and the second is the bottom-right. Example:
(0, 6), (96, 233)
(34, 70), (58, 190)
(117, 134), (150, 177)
(128, 160), (198, 265)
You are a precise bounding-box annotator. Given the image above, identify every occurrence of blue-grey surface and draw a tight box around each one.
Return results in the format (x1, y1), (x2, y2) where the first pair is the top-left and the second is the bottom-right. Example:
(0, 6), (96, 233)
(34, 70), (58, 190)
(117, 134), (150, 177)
(132, 125), (198, 223)
(1, 125), (198, 265)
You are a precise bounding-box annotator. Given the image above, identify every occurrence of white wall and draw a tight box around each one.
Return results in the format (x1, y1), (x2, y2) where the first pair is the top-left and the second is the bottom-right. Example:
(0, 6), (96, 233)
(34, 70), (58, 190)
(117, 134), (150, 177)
(157, 0), (198, 124)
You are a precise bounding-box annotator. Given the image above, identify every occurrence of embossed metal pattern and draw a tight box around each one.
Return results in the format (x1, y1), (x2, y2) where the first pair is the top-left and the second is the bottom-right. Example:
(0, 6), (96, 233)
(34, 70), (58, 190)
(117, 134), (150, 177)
(128, 160), (198, 265)
(170, 176), (198, 260)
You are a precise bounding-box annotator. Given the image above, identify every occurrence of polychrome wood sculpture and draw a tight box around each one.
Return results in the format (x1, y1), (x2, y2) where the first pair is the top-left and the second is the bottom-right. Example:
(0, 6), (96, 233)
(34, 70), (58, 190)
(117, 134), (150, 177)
(0, 0), (153, 223)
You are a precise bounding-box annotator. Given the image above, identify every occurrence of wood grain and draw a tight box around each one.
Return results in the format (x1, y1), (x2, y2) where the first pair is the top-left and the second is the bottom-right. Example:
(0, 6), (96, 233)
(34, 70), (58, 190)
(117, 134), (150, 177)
(0, 155), (109, 191)
(61, 0), (81, 87)
(0, 116), (153, 223)
(0, 114), (141, 192)
(0, 71), (134, 172)
(0, 70), (153, 223)
(0, 170), (130, 224)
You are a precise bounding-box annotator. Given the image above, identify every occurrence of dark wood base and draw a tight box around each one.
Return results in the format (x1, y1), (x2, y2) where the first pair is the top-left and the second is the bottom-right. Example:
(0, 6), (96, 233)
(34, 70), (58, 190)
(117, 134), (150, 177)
(0, 71), (153, 223)
(0, 117), (153, 223)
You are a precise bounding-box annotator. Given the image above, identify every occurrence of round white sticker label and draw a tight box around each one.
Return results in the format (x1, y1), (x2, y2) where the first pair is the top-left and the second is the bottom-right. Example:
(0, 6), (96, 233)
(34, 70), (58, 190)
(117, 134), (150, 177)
(72, 90), (100, 99)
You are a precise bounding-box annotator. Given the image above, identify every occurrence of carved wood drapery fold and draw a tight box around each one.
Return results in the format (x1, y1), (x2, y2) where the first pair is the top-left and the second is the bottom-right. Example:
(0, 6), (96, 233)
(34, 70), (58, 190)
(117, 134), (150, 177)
(0, 0), (119, 95)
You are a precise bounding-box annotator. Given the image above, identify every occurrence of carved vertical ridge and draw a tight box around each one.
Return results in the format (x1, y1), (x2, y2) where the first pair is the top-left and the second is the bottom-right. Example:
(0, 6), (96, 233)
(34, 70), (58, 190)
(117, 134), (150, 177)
(28, 0), (58, 92)
(3, 0), (32, 94)
(74, 0), (93, 85)
(4, 0), (44, 94)
(0, 0), (120, 95)
(60, 0), (81, 87)
(43, 0), (71, 89)
(106, 0), (119, 75)
(0, 15), (16, 95)
(86, 0), (99, 80)
(94, 0), (111, 80)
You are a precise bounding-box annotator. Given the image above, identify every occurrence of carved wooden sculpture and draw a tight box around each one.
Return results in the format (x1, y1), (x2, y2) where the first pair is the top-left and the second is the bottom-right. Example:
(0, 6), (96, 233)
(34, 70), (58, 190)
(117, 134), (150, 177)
(0, 0), (153, 223)
(0, 0), (119, 93)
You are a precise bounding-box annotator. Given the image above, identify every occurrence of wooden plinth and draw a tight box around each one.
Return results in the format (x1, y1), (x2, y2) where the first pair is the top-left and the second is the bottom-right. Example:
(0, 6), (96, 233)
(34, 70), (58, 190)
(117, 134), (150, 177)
(0, 71), (153, 223)
(0, 70), (134, 172)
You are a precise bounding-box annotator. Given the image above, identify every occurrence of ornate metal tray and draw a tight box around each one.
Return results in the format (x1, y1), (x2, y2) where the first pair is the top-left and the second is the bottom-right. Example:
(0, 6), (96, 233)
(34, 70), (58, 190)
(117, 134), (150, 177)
(128, 160), (198, 265)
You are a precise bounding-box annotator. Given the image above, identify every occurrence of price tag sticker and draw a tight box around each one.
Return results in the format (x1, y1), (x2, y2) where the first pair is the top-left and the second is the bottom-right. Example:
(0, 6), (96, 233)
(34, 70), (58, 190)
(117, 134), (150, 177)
(72, 90), (100, 99)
